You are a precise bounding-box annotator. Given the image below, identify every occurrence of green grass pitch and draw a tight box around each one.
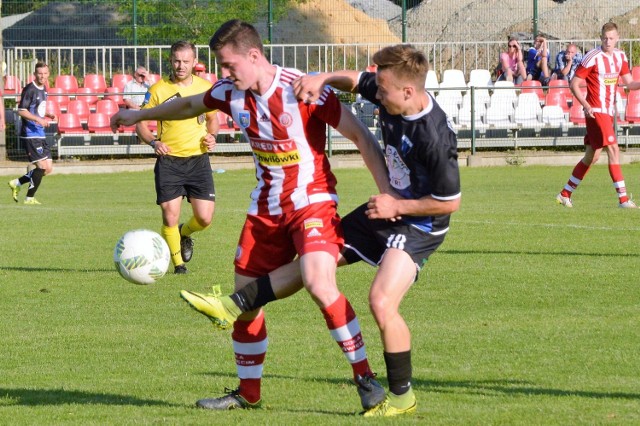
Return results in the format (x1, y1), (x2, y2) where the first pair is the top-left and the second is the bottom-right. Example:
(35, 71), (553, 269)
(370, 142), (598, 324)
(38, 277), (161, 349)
(1, 163), (639, 424)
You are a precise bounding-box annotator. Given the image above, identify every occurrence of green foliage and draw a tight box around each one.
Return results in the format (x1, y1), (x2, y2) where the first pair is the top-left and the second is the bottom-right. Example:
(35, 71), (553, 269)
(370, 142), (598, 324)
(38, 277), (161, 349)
(115, 0), (296, 46)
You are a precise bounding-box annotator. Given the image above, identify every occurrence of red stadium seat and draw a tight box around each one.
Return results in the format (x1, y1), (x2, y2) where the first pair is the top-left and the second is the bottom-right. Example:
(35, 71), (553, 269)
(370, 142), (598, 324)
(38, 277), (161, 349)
(632, 66), (640, 81)
(545, 91), (569, 113)
(95, 99), (120, 117)
(625, 96), (640, 124)
(104, 87), (126, 107)
(110, 73), (133, 91)
(57, 113), (87, 133)
(3, 75), (22, 94)
(47, 87), (70, 111)
(45, 101), (61, 123)
(87, 112), (112, 133)
(520, 80), (544, 102)
(569, 104), (586, 125)
(54, 74), (79, 93)
(83, 73), (107, 93)
(547, 79), (571, 98)
(66, 99), (91, 123)
(75, 87), (99, 109)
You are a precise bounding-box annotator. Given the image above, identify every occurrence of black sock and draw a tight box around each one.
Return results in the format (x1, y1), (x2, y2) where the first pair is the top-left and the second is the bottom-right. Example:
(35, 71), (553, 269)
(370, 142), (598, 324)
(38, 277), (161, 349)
(230, 275), (276, 312)
(18, 170), (33, 186)
(384, 350), (412, 396)
(26, 168), (44, 197)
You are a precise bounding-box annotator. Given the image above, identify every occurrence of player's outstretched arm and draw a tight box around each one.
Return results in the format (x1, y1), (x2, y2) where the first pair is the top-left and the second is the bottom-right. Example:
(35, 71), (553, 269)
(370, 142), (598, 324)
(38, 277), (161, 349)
(293, 70), (360, 103)
(110, 93), (210, 132)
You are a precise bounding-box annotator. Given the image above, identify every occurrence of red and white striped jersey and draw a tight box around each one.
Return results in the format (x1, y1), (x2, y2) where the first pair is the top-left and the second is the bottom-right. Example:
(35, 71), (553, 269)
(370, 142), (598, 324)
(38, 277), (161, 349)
(203, 66), (342, 216)
(575, 47), (631, 116)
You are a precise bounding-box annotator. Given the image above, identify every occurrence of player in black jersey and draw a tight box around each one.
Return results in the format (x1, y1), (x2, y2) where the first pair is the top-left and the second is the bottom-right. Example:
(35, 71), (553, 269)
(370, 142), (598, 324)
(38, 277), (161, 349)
(179, 44), (461, 416)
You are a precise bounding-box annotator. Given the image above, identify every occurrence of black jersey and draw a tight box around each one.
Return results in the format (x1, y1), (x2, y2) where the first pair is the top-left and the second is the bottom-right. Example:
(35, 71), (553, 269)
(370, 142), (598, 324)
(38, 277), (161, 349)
(358, 72), (461, 234)
(18, 82), (48, 138)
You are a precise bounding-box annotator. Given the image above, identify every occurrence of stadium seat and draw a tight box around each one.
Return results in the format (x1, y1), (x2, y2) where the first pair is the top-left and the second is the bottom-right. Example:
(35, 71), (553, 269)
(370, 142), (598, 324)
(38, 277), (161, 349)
(439, 69), (467, 102)
(520, 80), (545, 103)
(365, 64), (378, 72)
(458, 95), (486, 128)
(66, 99), (91, 123)
(75, 87), (100, 109)
(435, 92), (460, 123)
(47, 87), (70, 111)
(45, 101), (61, 122)
(467, 69), (492, 107)
(514, 93), (542, 127)
(110, 73), (133, 91)
(87, 112), (112, 132)
(57, 113), (87, 133)
(54, 74), (79, 93)
(547, 79), (571, 98)
(490, 81), (518, 108)
(83, 73), (107, 93)
(424, 69), (439, 96)
(542, 105), (566, 126)
(3, 75), (22, 95)
(625, 96), (640, 124)
(95, 99), (120, 117)
(569, 104), (586, 126)
(104, 86), (126, 107)
(545, 91), (569, 113)
(217, 111), (236, 134)
(200, 73), (218, 85)
(632, 66), (640, 81)
(485, 103), (514, 128)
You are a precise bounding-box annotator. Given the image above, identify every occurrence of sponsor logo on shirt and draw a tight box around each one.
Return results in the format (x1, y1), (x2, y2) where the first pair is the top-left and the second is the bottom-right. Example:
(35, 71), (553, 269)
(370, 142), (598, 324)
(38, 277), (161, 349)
(304, 218), (323, 229)
(603, 73), (618, 86)
(249, 137), (300, 166)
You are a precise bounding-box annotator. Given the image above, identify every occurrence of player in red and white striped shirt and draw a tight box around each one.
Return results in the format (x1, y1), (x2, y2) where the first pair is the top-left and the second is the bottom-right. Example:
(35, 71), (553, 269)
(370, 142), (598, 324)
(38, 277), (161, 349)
(111, 20), (391, 412)
(556, 22), (640, 208)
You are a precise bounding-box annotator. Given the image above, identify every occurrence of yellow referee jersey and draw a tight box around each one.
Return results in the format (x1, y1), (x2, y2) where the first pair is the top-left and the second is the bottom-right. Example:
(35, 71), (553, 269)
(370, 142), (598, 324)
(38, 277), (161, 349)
(143, 75), (214, 157)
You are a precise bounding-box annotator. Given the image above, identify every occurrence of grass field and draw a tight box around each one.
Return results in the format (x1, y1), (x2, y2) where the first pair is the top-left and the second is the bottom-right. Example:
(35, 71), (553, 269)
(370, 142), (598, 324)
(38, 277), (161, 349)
(1, 163), (640, 425)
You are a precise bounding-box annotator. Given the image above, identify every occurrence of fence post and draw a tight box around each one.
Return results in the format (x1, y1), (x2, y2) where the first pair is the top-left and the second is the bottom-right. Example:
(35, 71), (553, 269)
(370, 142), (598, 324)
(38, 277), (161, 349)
(470, 86), (476, 155)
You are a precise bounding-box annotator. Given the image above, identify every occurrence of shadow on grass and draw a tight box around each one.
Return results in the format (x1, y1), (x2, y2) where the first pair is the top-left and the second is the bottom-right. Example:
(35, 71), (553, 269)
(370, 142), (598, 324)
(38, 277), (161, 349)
(0, 387), (179, 407)
(440, 249), (640, 258)
(415, 378), (640, 400)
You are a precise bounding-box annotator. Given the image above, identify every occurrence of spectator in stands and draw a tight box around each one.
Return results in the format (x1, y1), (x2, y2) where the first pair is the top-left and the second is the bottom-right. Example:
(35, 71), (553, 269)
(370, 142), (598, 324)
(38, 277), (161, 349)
(123, 66), (149, 110)
(496, 36), (526, 84)
(131, 41), (219, 274)
(556, 22), (640, 209)
(7, 62), (56, 205)
(526, 35), (551, 85)
(550, 42), (582, 82)
(193, 62), (206, 78)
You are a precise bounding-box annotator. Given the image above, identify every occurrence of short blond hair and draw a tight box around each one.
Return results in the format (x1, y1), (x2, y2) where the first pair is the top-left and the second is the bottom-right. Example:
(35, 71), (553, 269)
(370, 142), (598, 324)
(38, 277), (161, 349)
(372, 44), (429, 88)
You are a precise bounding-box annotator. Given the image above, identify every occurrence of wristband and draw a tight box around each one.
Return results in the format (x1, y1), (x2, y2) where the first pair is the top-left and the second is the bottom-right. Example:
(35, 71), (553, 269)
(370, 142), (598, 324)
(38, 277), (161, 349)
(149, 139), (157, 149)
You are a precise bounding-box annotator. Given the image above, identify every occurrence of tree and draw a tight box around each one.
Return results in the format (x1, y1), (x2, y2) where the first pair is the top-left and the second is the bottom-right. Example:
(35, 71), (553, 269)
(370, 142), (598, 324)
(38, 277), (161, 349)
(116, 0), (295, 46)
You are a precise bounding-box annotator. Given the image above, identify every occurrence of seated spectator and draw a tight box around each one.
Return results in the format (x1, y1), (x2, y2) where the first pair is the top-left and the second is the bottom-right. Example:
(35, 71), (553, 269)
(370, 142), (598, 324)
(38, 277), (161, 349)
(526, 35), (551, 85)
(496, 37), (526, 84)
(550, 43), (582, 81)
(194, 63), (206, 78)
(123, 66), (149, 110)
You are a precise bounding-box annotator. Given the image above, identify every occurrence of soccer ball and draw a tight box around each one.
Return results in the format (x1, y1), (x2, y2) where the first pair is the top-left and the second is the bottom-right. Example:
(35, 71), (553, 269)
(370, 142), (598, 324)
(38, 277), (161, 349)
(113, 229), (171, 285)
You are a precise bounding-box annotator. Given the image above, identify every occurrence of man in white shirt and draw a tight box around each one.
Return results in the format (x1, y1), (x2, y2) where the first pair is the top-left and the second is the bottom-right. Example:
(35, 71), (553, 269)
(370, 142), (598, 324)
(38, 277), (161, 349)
(123, 66), (149, 110)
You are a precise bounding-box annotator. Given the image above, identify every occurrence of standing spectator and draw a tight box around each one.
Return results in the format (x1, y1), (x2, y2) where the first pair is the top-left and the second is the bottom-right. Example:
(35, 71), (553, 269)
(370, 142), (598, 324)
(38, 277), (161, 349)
(496, 37), (526, 84)
(134, 41), (220, 274)
(556, 22), (640, 208)
(123, 66), (149, 110)
(193, 62), (206, 78)
(526, 35), (551, 84)
(180, 44), (462, 417)
(7, 62), (56, 205)
(111, 19), (390, 412)
(551, 43), (582, 81)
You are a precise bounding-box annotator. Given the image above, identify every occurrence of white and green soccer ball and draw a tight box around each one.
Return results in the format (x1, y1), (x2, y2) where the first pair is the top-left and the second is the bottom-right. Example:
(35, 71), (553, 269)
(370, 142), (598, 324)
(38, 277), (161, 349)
(113, 229), (171, 285)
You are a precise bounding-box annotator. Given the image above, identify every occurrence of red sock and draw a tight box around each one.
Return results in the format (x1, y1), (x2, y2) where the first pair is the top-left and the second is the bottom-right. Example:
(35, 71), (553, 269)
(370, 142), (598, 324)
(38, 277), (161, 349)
(321, 293), (372, 379)
(608, 164), (628, 203)
(561, 161), (590, 198)
(232, 310), (267, 404)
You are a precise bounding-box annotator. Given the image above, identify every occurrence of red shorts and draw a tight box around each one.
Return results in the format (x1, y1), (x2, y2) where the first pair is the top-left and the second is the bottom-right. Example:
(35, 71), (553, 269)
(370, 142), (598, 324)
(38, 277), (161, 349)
(584, 113), (617, 149)
(234, 202), (344, 277)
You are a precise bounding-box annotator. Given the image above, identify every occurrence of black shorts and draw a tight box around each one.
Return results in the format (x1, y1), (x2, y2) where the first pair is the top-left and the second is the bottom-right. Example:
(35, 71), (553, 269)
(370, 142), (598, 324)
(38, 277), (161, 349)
(154, 154), (215, 205)
(23, 137), (50, 163)
(342, 203), (446, 271)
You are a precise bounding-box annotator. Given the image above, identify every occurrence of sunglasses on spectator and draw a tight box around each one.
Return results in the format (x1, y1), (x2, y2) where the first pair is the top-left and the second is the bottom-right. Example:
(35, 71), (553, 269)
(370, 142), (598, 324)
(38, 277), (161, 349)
(509, 44), (517, 48)
(135, 73), (146, 78)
